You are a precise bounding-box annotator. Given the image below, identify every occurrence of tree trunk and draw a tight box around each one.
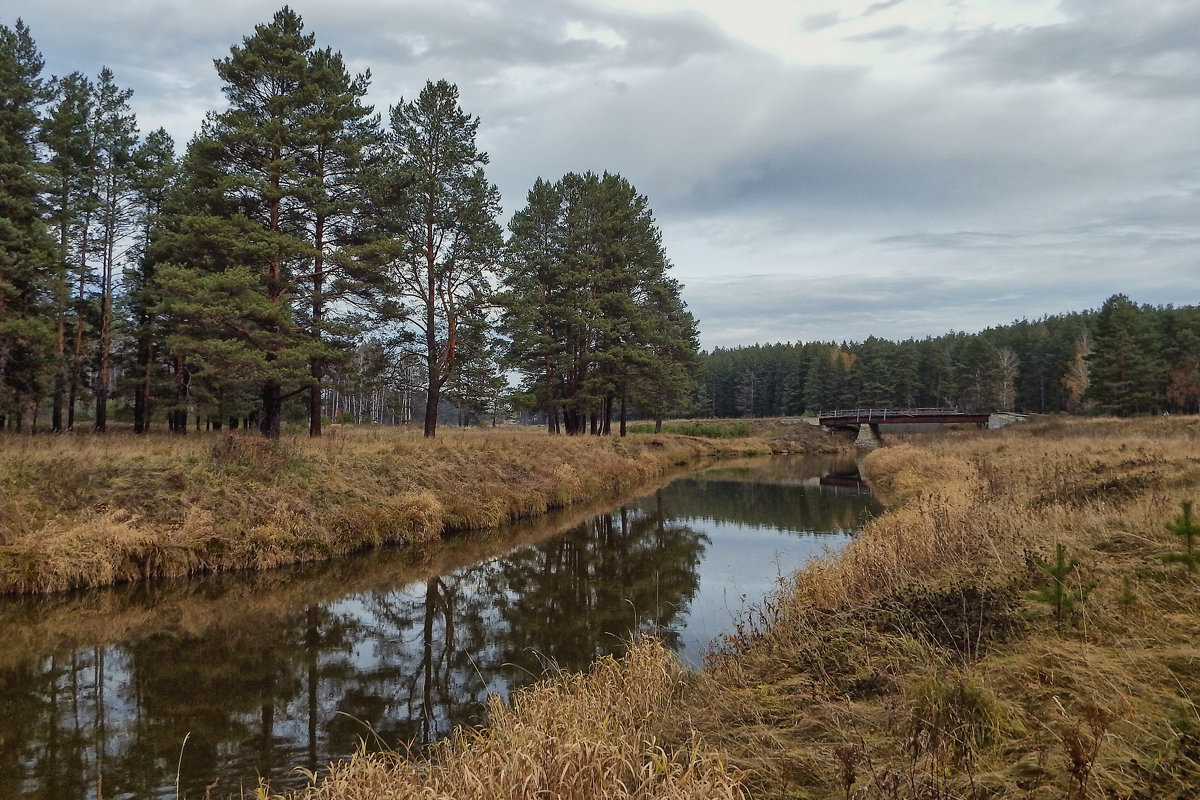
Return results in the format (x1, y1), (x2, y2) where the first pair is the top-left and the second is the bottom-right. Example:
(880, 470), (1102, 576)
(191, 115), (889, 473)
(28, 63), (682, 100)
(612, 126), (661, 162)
(133, 322), (152, 434)
(68, 206), (92, 432)
(424, 383), (440, 438)
(95, 180), (119, 433)
(309, 215), (325, 437)
(170, 356), (188, 434)
(423, 221), (440, 438)
(260, 379), (282, 439)
(95, 288), (111, 433)
(309, 382), (321, 437)
(52, 375), (65, 433)
(619, 394), (627, 437)
(52, 311), (66, 432)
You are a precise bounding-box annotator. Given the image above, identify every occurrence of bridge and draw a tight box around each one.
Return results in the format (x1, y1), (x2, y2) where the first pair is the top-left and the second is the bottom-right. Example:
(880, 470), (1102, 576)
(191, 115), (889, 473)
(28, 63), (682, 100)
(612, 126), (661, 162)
(818, 408), (991, 427)
(818, 408), (991, 447)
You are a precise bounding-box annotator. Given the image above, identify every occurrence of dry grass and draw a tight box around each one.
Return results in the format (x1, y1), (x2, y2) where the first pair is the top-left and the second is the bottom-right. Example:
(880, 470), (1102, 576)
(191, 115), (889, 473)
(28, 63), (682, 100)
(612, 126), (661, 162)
(273, 637), (745, 800)
(21, 416), (1200, 799)
(232, 416), (1200, 800)
(680, 416), (1200, 799)
(0, 425), (772, 595)
(0, 465), (726, 672)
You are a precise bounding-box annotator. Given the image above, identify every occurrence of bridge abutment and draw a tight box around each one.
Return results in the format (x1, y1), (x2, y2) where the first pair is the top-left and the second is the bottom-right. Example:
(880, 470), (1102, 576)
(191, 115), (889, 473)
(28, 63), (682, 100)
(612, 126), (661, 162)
(854, 422), (882, 448)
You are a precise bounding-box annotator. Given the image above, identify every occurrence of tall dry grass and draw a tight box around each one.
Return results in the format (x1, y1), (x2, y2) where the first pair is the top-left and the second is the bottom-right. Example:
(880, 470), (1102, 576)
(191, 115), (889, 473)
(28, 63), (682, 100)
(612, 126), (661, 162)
(274, 637), (745, 800)
(0, 426), (770, 595)
(682, 416), (1200, 799)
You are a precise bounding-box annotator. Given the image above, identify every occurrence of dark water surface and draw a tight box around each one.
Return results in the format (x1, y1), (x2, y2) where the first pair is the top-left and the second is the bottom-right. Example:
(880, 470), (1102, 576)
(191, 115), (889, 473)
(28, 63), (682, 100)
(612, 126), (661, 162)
(0, 455), (879, 799)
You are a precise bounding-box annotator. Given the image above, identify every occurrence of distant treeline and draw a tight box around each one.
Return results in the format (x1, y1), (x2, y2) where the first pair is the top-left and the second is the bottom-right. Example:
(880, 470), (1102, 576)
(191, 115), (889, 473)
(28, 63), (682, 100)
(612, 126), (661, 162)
(695, 294), (1199, 418)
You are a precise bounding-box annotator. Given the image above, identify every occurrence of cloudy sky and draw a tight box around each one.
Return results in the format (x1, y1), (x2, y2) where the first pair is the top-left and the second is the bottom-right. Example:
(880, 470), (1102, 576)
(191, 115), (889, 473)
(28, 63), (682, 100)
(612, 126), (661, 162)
(10, 0), (1200, 349)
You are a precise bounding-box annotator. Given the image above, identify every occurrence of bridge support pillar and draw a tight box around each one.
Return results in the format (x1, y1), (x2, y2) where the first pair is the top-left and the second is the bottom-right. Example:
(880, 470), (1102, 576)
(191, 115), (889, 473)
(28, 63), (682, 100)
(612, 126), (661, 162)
(855, 423), (882, 449)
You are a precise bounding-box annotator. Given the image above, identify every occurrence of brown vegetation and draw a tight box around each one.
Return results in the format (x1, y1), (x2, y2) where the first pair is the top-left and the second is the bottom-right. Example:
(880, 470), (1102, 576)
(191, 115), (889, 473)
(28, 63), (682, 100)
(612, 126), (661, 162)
(16, 416), (1200, 799)
(0, 426), (772, 595)
(683, 415), (1200, 799)
(278, 638), (745, 800)
(259, 416), (1200, 800)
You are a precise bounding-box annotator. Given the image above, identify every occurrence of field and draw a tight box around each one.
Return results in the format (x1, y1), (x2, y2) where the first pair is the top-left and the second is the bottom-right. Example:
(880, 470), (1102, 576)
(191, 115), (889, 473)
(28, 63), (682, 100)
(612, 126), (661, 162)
(269, 416), (1200, 799)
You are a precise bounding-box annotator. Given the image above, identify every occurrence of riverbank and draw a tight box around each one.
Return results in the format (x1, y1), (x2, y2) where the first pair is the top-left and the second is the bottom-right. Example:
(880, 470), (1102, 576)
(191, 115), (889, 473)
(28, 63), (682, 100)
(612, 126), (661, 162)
(268, 416), (1200, 800)
(682, 415), (1200, 798)
(0, 426), (778, 595)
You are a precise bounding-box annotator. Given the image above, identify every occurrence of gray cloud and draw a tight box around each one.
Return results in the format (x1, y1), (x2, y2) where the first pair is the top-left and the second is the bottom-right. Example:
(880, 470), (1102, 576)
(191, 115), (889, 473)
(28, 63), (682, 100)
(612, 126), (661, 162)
(9, 0), (1200, 351)
(938, 0), (1200, 98)
(803, 12), (841, 33)
(845, 24), (913, 43)
(863, 0), (907, 17)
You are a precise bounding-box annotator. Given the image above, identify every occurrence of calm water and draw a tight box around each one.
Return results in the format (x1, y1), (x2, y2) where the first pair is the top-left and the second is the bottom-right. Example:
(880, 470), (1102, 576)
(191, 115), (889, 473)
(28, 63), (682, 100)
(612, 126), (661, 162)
(0, 455), (878, 800)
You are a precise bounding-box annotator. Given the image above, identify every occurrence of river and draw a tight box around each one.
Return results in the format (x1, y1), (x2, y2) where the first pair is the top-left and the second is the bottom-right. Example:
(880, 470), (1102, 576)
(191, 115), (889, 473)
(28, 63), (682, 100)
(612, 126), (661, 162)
(0, 454), (878, 799)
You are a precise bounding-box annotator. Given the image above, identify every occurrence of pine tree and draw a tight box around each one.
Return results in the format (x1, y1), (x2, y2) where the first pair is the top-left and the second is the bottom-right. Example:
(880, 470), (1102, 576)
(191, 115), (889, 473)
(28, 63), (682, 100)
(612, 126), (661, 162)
(292, 45), (381, 437)
(0, 20), (56, 428)
(157, 8), (358, 438)
(851, 336), (894, 407)
(499, 177), (569, 432)
(1085, 294), (1163, 415)
(1030, 543), (1093, 622)
(40, 70), (94, 431)
(500, 171), (698, 435)
(126, 127), (176, 433)
(378, 79), (502, 438)
(953, 336), (1003, 412)
(89, 66), (139, 432)
(1162, 499), (1200, 572)
(626, 279), (700, 432)
(1162, 314), (1200, 414)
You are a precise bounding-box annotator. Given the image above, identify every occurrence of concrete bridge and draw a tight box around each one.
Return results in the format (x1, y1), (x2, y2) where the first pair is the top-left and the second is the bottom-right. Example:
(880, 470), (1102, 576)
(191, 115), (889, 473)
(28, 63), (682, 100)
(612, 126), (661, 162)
(818, 407), (991, 447)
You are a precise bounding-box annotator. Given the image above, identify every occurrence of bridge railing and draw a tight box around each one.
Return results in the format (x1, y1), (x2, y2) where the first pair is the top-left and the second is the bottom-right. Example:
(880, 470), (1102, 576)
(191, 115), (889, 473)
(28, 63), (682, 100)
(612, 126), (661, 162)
(818, 407), (967, 421)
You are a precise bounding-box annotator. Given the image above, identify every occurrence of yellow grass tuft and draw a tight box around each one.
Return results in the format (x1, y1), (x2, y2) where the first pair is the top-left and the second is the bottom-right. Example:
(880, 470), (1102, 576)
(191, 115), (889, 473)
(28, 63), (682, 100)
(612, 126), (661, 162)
(277, 637), (746, 800)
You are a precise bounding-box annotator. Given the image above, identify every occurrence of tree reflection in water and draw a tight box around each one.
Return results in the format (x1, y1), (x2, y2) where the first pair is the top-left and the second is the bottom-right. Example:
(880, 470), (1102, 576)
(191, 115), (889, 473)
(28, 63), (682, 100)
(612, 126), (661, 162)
(0, 456), (878, 799)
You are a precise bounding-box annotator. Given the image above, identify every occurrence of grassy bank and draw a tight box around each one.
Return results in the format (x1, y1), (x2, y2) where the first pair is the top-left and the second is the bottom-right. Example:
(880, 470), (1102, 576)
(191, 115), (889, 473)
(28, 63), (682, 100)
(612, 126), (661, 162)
(269, 416), (1200, 800)
(683, 415), (1200, 798)
(0, 426), (772, 595)
(627, 417), (843, 454)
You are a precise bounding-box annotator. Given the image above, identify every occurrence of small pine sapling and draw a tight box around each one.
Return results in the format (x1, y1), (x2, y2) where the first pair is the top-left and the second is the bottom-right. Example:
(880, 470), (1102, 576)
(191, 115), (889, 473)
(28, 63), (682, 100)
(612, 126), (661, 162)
(1030, 543), (1093, 621)
(1117, 575), (1138, 614)
(1162, 499), (1200, 572)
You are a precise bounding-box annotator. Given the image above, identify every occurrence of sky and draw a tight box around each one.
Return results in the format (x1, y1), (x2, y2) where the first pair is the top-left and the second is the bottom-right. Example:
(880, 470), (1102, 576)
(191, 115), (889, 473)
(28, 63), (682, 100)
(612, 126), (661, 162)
(9, 0), (1200, 349)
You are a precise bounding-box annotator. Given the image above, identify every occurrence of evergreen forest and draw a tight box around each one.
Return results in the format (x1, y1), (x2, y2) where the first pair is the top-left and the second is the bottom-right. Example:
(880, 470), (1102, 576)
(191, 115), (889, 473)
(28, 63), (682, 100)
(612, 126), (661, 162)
(698, 293), (1200, 418)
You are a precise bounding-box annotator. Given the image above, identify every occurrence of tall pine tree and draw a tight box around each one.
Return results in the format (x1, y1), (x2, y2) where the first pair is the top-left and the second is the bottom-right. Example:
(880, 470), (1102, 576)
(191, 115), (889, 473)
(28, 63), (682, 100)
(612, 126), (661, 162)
(0, 20), (56, 429)
(40, 70), (93, 431)
(157, 8), (374, 437)
(501, 171), (698, 434)
(1085, 294), (1163, 415)
(377, 79), (503, 438)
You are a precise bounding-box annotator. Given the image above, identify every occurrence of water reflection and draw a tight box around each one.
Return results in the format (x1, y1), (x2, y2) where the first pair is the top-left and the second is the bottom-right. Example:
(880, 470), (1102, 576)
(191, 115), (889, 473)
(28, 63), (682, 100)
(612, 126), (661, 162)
(0, 455), (878, 799)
